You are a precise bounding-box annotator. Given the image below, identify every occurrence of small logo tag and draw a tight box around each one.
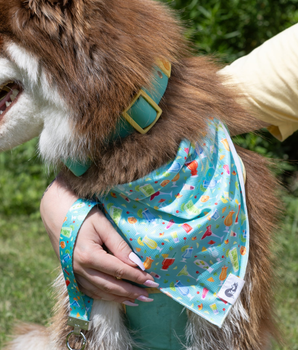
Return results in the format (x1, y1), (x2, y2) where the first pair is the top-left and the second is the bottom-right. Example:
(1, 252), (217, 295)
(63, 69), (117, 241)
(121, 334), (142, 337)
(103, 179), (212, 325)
(217, 274), (245, 305)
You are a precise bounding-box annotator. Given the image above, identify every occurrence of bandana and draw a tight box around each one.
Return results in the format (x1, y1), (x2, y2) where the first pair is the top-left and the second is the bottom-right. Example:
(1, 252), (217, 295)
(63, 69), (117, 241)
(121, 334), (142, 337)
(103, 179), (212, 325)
(99, 119), (249, 327)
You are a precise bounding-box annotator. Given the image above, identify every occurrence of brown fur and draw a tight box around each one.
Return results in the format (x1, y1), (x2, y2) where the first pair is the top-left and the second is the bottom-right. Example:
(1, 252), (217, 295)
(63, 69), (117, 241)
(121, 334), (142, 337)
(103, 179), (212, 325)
(0, 0), (281, 349)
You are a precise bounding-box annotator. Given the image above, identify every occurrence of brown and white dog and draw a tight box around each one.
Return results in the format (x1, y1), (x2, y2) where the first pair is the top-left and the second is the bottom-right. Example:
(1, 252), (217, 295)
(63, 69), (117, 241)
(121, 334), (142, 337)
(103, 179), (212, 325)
(0, 0), (280, 349)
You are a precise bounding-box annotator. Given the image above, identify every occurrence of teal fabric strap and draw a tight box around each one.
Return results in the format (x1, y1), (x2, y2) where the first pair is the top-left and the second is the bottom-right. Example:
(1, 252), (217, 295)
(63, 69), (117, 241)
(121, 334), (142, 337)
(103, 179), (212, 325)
(59, 199), (98, 331)
(63, 63), (170, 177)
(113, 65), (169, 139)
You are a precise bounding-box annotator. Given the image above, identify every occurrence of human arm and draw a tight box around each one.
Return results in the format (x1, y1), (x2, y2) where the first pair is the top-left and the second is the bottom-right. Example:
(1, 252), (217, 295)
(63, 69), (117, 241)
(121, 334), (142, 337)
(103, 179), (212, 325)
(40, 175), (158, 304)
(219, 23), (298, 141)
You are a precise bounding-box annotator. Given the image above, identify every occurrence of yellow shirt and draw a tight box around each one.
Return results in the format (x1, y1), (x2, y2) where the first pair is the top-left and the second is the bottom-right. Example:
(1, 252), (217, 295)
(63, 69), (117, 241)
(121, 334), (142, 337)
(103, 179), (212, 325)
(220, 24), (298, 141)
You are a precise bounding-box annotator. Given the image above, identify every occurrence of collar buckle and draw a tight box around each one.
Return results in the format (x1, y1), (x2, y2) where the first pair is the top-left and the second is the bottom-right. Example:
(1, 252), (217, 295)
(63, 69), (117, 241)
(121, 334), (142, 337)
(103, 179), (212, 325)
(121, 88), (162, 134)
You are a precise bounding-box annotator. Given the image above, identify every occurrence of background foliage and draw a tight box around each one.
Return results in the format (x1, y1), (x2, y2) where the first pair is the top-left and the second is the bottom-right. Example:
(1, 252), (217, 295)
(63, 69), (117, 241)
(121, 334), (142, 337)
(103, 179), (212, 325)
(0, 0), (298, 349)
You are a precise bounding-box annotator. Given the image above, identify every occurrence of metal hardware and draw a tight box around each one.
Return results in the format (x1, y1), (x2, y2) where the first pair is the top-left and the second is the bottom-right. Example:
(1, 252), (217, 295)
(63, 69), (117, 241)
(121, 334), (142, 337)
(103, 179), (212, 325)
(155, 58), (172, 78)
(121, 89), (162, 134)
(67, 317), (91, 334)
(66, 331), (87, 350)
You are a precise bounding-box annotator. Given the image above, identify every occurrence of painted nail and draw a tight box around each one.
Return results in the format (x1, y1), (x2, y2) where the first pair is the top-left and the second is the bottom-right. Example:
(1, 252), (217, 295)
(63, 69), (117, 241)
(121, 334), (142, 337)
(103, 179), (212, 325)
(129, 252), (145, 271)
(122, 301), (139, 307)
(143, 280), (159, 288)
(137, 295), (154, 302)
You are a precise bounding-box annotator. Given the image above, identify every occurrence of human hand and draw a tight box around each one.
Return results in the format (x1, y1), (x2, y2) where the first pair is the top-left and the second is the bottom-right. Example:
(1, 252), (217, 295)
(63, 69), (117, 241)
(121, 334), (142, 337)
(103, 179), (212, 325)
(40, 176), (158, 305)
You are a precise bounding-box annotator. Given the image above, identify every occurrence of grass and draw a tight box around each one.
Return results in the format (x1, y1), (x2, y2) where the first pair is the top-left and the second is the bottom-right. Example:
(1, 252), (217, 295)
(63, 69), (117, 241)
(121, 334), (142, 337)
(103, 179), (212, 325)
(0, 216), (58, 348)
(0, 190), (298, 349)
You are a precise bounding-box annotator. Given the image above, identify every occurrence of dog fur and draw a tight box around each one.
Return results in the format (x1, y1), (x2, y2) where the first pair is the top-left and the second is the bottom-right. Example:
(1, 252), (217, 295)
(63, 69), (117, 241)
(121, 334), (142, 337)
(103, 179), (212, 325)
(0, 0), (280, 349)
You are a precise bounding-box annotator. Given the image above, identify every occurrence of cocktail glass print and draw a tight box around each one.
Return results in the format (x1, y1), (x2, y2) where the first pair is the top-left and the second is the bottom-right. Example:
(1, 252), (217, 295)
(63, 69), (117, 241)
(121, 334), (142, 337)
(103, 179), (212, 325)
(195, 144), (206, 159)
(120, 193), (130, 202)
(208, 247), (219, 259)
(160, 180), (170, 187)
(143, 257), (154, 270)
(185, 160), (199, 177)
(182, 223), (193, 234)
(219, 266), (228, 286)
(150, 190), (173, 201)
(229, 247), (239, 272)
(140, 184), (156, 197)
(171, 173), (180, 187)
(194, 259), (210, 272)
(223, 164), (230, 175)
(166, 219), (175, 230)
(161, 255), (176, 270)
(142, 209), (158, 227)
(62, 253), (71, 264)
(174, 280), (194, 301)
(182, 184), (195, 191)
(203, 179), (218, 190)
(201, 287), (209, 300)
(181, 247), (193, 262)
(177, 265), (196, 281)
(235, 199), (241, 225)
(224, 210), (235, 233)
(171, 231), (179, 243)
(220, 138), (230, 152)
(127, 216), (139, 235)
(211, 209), (220, 221)
(70, 300), (80, 308)
(110, 206), (123, 226)
(168, 161), (182, 173)
(210, 303), (219, 315)
(142, 235), (158, 250)
(201, 224), (224, 243)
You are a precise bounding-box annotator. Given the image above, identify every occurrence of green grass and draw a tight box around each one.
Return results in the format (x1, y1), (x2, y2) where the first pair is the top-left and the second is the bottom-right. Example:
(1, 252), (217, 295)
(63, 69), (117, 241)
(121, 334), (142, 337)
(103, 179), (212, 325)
(0, 216), (58, 348)
(0, 190), (298, 349)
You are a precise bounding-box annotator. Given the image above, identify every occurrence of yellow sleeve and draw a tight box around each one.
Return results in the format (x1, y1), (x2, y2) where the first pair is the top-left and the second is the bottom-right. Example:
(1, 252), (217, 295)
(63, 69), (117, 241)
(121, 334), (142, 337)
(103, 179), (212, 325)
(219, 24), (298, 141)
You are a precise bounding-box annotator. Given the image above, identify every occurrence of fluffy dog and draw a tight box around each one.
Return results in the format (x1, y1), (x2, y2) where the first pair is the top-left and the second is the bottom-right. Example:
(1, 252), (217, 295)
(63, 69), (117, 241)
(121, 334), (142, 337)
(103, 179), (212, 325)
(0, 0), (279, 349)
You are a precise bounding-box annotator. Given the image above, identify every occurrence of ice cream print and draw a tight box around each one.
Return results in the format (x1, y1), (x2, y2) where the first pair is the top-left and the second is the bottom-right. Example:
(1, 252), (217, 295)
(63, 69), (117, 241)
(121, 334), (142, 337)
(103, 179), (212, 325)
(99, 119), (249, 327)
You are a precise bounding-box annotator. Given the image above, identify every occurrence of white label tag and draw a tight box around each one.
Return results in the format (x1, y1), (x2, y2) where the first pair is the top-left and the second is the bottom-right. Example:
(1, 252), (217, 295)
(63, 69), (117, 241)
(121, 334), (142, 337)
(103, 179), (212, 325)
(217, 274), (245, 305)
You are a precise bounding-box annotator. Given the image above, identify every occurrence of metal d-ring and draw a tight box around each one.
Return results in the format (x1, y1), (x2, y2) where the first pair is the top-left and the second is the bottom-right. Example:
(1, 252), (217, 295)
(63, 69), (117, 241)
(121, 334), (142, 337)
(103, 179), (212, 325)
(66, 331), (87, 350)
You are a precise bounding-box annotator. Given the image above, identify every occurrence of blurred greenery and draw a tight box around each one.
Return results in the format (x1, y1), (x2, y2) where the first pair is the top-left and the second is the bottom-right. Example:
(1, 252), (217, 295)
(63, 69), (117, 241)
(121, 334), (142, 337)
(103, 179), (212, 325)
(0, 139), (54, 218)
(0, 0), (298, 349)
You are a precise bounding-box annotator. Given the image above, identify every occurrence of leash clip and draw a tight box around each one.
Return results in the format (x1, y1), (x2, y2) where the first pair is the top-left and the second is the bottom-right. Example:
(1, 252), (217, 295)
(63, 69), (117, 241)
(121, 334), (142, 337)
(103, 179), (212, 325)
(67, 316), (92, 334)
(66, 330), (87, 350)
(66, 315), (92, 350)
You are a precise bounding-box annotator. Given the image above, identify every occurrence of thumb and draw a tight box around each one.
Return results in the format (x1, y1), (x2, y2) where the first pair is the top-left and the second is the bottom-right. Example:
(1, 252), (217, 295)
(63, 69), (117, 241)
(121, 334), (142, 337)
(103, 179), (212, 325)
(93, 209), (145, 271)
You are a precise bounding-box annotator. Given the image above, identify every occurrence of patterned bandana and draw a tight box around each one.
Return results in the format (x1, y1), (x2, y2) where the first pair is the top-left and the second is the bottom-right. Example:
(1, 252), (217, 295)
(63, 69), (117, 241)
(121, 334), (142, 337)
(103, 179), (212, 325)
(99, 119), (249, 327)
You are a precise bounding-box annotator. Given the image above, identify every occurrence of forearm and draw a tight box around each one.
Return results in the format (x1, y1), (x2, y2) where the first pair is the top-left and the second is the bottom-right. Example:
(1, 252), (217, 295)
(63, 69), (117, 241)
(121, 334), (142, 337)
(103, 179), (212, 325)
(219, 24), (298, 140)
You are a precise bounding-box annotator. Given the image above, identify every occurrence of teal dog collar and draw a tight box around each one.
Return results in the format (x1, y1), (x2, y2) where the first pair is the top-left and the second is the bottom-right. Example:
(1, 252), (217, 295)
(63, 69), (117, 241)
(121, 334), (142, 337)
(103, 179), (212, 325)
(63, 59), (171, 177)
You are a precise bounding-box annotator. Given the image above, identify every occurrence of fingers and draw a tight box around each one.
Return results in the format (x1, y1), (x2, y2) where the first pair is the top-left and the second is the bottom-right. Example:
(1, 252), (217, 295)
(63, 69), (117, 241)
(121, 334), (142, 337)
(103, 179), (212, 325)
(74, 246), (158, 288)
(90, 210), (148, 272)
(76, 272), (154, 305)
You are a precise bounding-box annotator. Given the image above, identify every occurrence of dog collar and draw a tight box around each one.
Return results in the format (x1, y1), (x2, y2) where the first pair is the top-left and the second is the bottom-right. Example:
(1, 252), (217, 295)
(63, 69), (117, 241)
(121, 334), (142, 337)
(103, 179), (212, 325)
(64, 59), (171, 177)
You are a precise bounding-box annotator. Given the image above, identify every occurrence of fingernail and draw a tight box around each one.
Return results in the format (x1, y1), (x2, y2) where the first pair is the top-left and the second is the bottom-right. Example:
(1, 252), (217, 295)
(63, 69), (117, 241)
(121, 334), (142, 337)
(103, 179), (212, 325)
(143, 280), (159, 288)
(123, 301), (139, 307)
(129, 252), (145, 271)
(137, 295), (154, 302)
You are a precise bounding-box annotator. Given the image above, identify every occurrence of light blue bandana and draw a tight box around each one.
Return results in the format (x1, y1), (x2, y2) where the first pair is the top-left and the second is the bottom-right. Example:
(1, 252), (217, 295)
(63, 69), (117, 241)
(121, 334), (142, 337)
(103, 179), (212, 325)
(98, 118), (249, 327)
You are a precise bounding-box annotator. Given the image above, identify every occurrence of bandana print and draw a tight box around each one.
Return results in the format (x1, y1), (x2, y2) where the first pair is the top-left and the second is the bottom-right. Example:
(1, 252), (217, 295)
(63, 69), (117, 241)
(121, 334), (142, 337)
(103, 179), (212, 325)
(99, 119), (249, 327)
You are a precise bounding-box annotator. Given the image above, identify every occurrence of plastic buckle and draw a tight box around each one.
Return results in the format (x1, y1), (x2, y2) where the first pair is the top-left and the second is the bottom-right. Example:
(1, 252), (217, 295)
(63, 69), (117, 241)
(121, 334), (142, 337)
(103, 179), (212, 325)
(121, 89), (162, 134)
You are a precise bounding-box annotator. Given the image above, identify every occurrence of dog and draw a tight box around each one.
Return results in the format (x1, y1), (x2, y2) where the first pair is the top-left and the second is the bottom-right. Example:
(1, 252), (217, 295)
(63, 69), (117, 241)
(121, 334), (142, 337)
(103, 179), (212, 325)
(0, 0), (280, 349)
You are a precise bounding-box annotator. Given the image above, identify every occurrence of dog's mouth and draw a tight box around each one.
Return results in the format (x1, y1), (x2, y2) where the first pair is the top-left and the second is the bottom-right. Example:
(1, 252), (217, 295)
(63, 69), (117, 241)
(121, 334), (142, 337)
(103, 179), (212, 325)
(0, 81), (23, 120)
